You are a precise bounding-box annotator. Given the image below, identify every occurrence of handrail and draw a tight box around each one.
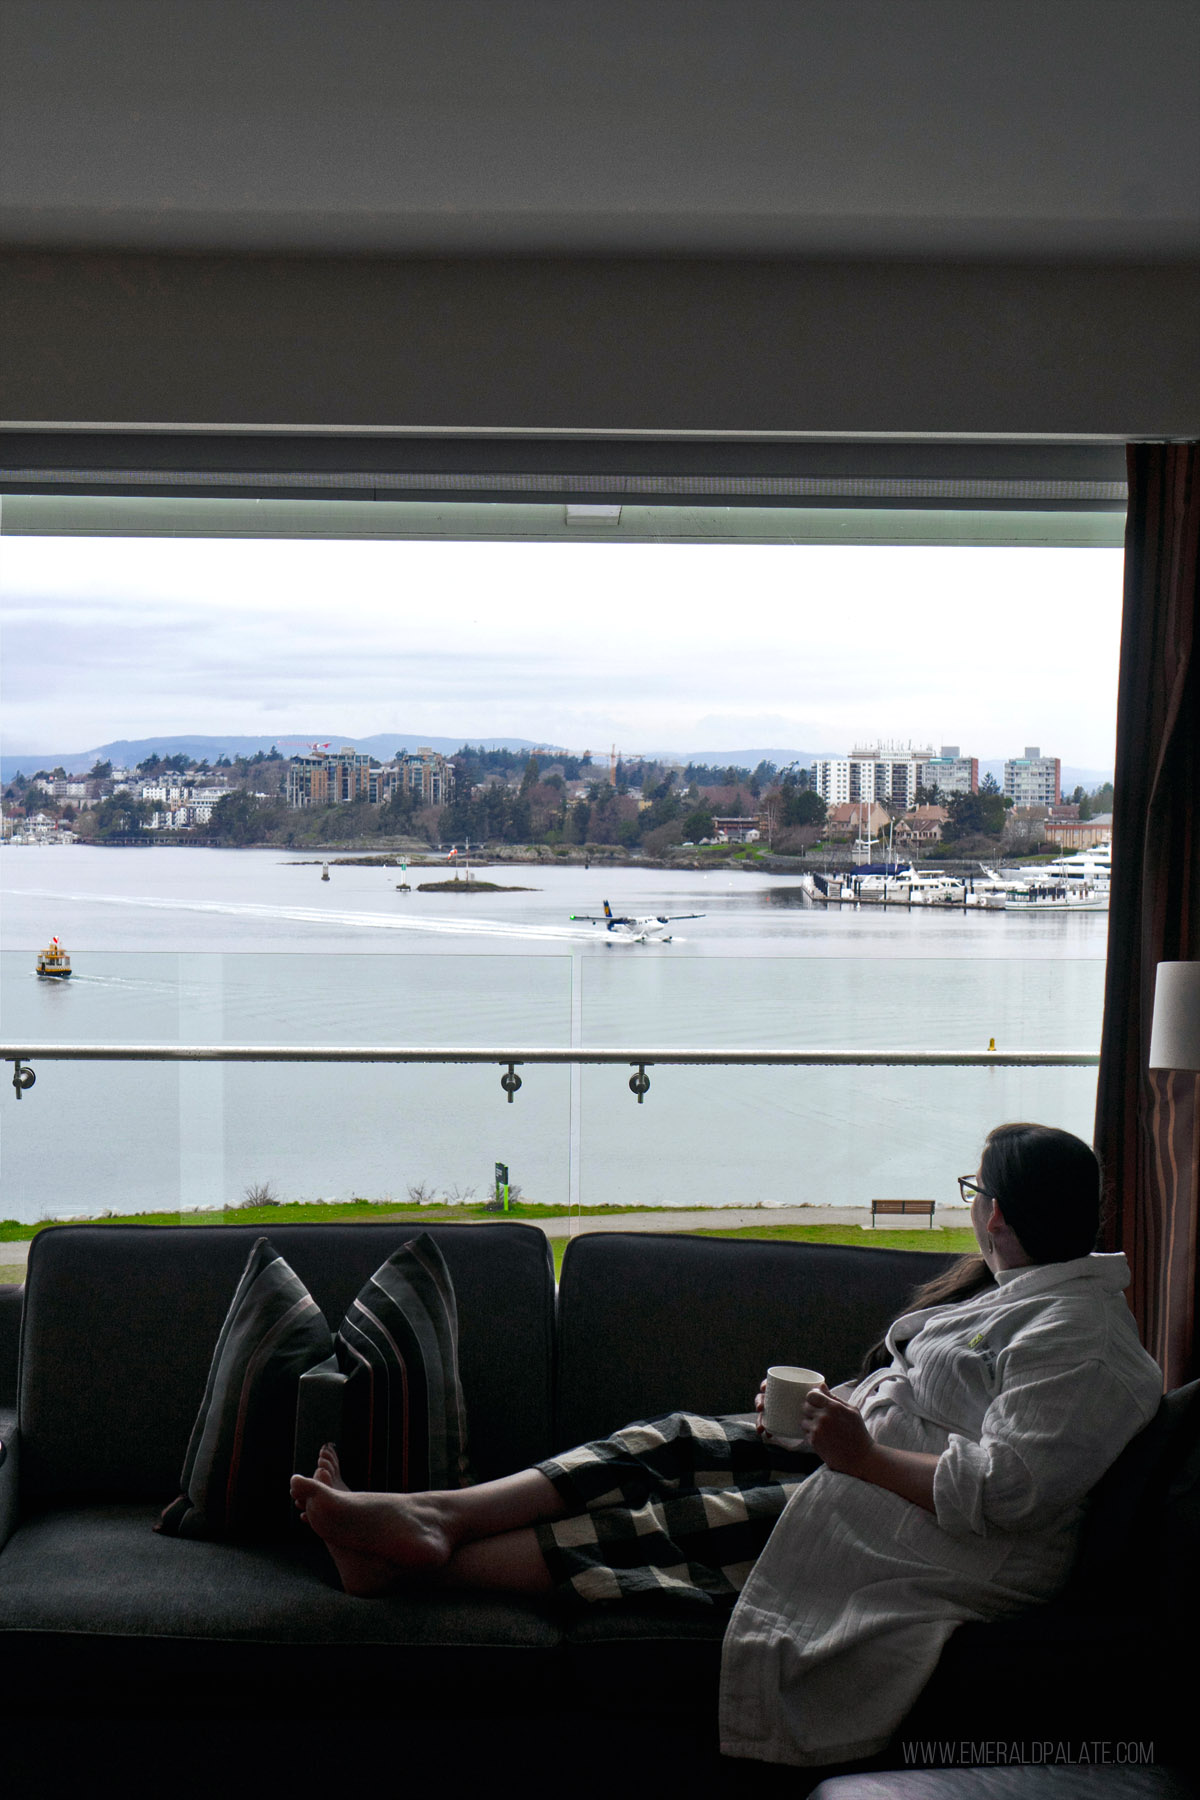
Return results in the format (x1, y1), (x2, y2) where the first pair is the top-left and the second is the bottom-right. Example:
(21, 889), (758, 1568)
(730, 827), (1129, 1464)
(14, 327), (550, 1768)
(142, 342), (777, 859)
(1, 1043), (1101, 1065)
(4, 1042), (1100, 1104)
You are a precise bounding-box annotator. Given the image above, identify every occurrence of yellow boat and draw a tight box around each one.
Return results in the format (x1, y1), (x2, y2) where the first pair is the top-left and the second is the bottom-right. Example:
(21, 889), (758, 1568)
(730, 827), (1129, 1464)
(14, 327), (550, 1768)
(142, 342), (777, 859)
(36, 938), (72, 978)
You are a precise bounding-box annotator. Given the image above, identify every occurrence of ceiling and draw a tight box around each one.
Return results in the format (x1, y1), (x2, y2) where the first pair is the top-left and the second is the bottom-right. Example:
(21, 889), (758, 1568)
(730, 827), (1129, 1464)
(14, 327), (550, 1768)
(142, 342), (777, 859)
(2, 0), (1197, 260)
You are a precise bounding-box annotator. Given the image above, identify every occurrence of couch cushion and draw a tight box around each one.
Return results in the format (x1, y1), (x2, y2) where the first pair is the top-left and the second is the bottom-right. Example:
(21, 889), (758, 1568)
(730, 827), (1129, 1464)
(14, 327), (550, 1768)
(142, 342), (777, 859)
(0, 1502), (563, 1702)
(334, 1232), (472, 1493)
(554, 1233), (957, 1448)
(159, 1237), (334, 1539)
(563, 1598), (725, 1718)
(1064, 1377), (1200, 1620)
(18, 1222), (555, 1500)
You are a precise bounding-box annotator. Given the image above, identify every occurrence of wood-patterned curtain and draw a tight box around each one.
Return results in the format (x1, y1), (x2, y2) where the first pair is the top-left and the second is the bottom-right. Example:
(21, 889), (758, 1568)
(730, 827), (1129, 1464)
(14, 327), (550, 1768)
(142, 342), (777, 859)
(1096, 443), (1199, 1388)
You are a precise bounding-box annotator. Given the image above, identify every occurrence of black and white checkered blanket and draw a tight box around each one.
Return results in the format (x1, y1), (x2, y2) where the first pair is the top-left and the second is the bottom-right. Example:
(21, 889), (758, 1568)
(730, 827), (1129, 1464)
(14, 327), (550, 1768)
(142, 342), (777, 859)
(535, 1411), (817, 1605)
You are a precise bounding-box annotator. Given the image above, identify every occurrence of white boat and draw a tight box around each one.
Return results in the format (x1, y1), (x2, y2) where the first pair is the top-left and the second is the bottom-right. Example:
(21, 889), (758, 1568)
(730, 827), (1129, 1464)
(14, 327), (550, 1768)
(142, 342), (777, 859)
(802, 864), (975, 907)
(1001, 882), (1108, 912)
(979, 868), (1105, 911)
(1017, 843), (1112, 891)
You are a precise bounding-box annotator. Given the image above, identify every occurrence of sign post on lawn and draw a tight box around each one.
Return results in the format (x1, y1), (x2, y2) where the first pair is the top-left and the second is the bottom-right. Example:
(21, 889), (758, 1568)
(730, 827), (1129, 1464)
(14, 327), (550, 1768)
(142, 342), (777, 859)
(494, 1161), (510, 1213)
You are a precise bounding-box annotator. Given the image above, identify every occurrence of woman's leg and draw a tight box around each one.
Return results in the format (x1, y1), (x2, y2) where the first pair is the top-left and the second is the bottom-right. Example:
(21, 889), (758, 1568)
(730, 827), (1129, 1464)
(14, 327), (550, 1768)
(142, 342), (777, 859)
(290, 1445), (567, 1597)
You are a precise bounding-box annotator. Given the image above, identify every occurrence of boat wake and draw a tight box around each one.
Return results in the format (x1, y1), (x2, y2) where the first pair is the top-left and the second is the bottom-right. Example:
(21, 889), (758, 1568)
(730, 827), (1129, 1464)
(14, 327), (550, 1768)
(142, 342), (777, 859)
(6, 887), (598, 946)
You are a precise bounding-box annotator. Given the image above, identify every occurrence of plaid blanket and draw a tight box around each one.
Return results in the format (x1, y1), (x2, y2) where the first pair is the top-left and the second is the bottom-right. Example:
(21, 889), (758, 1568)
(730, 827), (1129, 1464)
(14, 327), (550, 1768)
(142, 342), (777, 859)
(534, 1412), (817, 1606)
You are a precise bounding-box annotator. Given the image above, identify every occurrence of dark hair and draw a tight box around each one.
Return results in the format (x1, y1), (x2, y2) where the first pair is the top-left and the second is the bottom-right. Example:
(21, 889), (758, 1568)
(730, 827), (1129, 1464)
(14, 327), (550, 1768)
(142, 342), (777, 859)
(858, 1123), (1100, 1375)
(860, 1255), (993, 1374)
(979, 1122), (1100, 1264)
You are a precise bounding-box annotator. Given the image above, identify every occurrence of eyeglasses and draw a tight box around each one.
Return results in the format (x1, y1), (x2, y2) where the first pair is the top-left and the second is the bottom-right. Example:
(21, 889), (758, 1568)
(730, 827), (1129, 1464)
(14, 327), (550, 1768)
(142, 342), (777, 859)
(958, 1176), (994, 1205)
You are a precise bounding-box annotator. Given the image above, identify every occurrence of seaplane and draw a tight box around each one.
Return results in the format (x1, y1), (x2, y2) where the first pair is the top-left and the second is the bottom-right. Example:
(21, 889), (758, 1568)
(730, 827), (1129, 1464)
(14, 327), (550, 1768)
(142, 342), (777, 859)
(570, 900), (705, 943)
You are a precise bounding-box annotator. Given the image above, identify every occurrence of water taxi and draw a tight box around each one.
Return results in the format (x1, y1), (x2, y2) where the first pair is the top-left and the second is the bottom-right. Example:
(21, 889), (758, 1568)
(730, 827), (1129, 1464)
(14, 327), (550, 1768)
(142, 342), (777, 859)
(36, 939), (72, 978)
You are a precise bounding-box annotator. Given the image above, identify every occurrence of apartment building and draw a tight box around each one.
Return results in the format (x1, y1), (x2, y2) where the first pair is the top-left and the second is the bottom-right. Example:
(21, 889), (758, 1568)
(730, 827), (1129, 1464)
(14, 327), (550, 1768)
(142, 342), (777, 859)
(812, 744), (933, 811)
(918, 747), (979, 797)
(1004, 747), (1062, 807)
(286, 746), (374, 808)
(288, 745), (452, 809)
(375, 748), (453, 809)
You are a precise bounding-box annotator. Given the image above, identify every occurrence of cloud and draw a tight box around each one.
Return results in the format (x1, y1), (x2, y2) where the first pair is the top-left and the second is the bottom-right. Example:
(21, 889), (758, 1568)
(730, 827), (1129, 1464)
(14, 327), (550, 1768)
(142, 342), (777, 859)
(0, 535), (1123, 764)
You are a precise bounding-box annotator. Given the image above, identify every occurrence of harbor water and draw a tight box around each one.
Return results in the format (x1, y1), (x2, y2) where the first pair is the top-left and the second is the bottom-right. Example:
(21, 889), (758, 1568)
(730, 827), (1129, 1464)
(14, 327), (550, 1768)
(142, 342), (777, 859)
(0, 848), (1107, 1225)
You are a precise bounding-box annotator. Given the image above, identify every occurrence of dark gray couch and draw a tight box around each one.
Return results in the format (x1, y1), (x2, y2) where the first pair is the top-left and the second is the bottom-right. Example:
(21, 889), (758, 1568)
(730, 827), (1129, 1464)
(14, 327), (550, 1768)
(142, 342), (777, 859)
(0, 1222), (1194, 1793)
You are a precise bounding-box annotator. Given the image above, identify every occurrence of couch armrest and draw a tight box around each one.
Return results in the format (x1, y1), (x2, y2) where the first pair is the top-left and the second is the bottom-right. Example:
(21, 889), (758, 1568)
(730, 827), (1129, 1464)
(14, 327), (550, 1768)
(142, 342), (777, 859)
(0, 1419), (18, 1551)
(0, 1283), (22, 1413)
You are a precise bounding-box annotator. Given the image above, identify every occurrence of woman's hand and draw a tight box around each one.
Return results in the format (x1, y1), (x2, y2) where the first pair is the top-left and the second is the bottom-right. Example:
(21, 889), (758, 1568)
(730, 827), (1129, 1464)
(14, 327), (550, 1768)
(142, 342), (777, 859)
(801, 1385), (874, 1475)
(803, 1385), (941, 1512)
(754, 1378), (768, 1434)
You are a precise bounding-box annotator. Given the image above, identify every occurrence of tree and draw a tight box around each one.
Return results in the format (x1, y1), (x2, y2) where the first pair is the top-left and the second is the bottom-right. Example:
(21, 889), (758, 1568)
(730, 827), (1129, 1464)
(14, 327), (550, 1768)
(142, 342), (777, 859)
(781, 789), (826, 829)
(979, 772), (1001, 795)
(209, 790), (272, 845)
(92, 793), (151, 839)
(943, 787), (1007, 841)
(379, 783), (418, 832)
(90, 759), (113, 778)
(682, 806), (714, 841)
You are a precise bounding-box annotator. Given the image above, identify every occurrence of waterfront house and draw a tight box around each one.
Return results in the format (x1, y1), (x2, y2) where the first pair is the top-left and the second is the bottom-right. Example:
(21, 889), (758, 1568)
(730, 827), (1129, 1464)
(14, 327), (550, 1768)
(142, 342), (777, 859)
(894, 805), (950, 847)
(826, 801), (892, 844)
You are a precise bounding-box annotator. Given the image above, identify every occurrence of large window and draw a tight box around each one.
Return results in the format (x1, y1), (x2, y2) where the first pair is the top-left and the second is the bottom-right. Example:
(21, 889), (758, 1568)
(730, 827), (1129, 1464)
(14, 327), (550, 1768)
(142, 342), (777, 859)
(0, 470), (1124, 1246)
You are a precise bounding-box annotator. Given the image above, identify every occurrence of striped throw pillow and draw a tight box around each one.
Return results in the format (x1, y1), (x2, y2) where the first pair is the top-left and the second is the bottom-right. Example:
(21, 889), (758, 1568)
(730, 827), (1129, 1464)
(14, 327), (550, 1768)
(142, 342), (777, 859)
(334, 1233), (472, 1494)
(158, 1237), (333, 1539)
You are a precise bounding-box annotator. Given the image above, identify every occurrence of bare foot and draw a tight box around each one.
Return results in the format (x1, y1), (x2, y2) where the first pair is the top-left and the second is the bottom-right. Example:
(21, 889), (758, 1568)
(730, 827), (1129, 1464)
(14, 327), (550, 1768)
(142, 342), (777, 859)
(289, 1470), (457, 1598)
(314, 1443), (349, 1491)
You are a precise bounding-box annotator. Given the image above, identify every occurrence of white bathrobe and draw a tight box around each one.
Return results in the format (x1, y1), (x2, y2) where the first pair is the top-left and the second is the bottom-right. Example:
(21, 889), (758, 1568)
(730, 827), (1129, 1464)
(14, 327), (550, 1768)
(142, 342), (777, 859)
(719, 1252), (1163, 1767)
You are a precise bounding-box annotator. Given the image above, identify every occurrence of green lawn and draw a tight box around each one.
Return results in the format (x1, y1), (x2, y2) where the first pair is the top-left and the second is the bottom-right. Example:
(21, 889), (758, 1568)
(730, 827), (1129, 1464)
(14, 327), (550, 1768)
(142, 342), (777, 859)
(0, 1197), (721, 1242)
(0, 1202), (977, 1286)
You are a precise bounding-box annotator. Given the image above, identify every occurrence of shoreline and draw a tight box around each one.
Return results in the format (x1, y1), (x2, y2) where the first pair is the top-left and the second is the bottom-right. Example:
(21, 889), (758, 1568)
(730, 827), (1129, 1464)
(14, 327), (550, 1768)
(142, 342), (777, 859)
(6, 841), (1071, 878)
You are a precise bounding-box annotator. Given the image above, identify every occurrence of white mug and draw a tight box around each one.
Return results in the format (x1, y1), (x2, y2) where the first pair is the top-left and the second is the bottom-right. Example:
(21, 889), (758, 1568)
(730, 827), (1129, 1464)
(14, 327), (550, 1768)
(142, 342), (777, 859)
(763, 1365), (825, 1438)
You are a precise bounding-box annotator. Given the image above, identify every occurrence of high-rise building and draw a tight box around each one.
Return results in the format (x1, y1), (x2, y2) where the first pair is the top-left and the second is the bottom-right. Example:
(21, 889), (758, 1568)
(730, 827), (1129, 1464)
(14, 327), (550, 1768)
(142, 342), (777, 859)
(1003, 746), (1061, 807)
(287, 746), (374, 807)
(919, 746), (979, 797)
(811, 743), (933, 811)
(375, 748), (453, 808)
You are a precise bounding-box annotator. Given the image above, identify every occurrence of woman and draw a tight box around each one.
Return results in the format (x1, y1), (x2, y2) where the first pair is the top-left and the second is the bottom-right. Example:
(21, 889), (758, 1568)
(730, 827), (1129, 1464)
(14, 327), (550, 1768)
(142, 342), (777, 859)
(291, 1123), (1163, 1767)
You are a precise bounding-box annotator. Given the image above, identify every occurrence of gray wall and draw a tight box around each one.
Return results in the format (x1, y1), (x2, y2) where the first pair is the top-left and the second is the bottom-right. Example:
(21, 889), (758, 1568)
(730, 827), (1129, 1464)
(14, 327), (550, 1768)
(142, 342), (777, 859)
(2, 253), (1197, 439)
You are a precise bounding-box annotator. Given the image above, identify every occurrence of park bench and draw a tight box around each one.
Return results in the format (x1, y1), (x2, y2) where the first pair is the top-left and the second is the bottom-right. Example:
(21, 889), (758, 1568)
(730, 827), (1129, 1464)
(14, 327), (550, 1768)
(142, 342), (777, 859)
(870, 1198), (936, 1228)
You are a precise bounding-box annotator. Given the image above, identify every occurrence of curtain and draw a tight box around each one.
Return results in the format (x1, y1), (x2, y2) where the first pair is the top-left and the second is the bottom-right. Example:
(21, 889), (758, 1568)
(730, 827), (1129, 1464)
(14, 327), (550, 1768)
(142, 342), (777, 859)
(1096, 443), (1200, 1389)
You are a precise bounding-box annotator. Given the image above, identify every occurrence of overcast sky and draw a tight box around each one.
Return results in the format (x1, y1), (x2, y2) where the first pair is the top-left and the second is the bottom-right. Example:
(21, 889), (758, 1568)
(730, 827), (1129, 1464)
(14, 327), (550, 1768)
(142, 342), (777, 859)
(0, 536), (1123, 770)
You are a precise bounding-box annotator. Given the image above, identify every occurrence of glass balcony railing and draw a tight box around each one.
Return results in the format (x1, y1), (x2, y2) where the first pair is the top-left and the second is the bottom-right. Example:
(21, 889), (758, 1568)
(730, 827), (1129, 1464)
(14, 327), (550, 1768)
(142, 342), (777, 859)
(1, 952), (1101, 1234)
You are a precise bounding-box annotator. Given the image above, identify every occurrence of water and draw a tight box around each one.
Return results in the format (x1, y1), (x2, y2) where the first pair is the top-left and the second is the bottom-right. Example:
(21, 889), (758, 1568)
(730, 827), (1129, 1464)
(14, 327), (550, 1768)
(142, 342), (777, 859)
(0, 847), (1107, 1224)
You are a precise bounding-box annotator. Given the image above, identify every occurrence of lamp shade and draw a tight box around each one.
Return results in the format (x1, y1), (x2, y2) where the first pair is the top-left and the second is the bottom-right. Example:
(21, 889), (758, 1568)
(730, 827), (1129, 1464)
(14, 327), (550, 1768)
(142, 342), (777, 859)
(1148, 962), (1200, 1071)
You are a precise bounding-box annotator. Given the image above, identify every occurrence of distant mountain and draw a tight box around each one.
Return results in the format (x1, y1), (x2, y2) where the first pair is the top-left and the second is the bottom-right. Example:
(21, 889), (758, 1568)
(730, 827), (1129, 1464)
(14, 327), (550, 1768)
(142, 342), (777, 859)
(0, 732), (559, 783)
